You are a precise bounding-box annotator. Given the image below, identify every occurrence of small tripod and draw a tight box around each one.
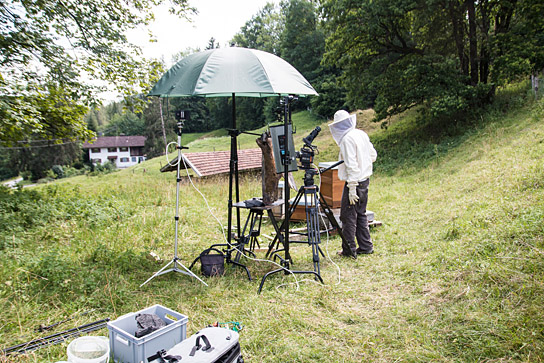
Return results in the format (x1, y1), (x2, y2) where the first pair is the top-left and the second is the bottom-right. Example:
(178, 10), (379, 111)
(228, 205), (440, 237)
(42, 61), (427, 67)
(141, 119), (208, 287)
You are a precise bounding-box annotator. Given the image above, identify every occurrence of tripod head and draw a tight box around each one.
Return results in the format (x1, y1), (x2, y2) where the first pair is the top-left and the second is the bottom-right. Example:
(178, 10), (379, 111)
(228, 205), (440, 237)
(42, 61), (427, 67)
(303, 168), (318, 187)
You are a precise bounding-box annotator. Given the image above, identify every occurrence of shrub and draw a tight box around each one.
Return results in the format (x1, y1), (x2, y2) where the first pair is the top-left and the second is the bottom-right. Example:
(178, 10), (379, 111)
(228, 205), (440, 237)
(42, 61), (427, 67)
(51, 165), (64, 178)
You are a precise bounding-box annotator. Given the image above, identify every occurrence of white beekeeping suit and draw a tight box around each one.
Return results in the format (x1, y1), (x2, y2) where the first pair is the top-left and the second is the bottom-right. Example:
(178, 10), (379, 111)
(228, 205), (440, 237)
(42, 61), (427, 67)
(329, 110), (377, 204)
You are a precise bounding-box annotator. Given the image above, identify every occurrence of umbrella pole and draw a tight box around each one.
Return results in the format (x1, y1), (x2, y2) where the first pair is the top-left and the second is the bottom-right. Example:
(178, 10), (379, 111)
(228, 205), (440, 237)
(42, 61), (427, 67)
(228, 94), (241, 246)
(283, 99), (291, 263)
(233, 95), (241, 238)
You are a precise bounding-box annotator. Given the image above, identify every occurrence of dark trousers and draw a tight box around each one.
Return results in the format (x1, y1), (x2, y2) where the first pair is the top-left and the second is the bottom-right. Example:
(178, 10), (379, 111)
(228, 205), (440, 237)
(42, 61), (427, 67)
(340, 179), (373, 255)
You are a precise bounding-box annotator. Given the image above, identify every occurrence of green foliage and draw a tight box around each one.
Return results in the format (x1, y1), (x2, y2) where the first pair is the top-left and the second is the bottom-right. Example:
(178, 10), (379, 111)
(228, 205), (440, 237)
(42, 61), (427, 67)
(12, 142), (83, 181)
(0, 0), (194, 145)
(88, 161), (118, 176)
(491, 0), (544, 83)
(51, 165), (64, 179)
(0, 83), (93, 146)
(103, 112), (145, 136)
(310, 71), (347, 119)
(232, 3), (284, 55)
(0, 157), (18, 181)
(321, 0), (543, 122)
(280, 0), (345, 117)
(0, 187), (47, 234)
(281, 0), (324, 83)
(0, 185), (131, 244)
(168, 97), (212, 133)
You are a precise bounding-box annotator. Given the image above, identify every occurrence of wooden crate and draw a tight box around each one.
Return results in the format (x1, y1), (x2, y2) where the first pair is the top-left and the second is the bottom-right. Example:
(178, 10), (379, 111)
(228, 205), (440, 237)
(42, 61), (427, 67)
(290, 203), (307, 221)
(319, 167), (344, 208)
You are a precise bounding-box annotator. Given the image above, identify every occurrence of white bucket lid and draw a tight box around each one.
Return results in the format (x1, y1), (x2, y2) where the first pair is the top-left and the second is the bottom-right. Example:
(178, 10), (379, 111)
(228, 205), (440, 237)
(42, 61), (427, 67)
(67, 336), (109, 363)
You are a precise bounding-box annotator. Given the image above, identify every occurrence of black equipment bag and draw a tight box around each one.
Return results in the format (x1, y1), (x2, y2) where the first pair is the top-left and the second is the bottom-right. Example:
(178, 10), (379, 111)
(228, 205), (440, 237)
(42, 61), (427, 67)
(199, 248), (225, 277)
(147, 327), (243, 363)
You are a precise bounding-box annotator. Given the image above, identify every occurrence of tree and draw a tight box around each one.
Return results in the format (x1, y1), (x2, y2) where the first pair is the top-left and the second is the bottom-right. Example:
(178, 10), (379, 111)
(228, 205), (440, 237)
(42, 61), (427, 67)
(206, 37), (219, 50)
(280, 0), (345, 118)
(281, 0), (323, 83)
(103, 112), (145, 136)
(232, 3), (284, 55)
(143, 97), (174, 158)
(12, 142), (82, 181)
(0, 0), (194, 145)
(320, 0), (544, 122)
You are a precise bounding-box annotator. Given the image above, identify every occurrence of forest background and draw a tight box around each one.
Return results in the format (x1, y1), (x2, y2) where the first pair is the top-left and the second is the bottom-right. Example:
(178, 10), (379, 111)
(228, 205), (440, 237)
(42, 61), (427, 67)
(0, 0), (543, 180)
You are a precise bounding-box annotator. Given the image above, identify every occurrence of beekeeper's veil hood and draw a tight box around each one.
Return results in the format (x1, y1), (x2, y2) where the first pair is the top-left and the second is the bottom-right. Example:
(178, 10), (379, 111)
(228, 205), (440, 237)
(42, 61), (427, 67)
(328, 110), (356, 145)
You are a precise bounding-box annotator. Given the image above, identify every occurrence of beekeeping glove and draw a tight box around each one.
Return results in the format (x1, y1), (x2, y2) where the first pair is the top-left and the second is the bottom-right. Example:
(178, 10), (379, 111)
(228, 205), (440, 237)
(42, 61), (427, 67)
(347, 182), (359, 205)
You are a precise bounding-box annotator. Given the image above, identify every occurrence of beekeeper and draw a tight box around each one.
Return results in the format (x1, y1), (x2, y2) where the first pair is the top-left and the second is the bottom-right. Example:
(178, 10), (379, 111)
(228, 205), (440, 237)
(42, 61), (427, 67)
(328, 110), (377, 258)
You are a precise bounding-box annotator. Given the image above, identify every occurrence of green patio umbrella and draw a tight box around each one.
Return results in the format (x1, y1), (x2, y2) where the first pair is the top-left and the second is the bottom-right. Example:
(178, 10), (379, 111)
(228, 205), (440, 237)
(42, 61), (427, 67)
(147, 47), (317, 280)
(148, 47), (318, 97)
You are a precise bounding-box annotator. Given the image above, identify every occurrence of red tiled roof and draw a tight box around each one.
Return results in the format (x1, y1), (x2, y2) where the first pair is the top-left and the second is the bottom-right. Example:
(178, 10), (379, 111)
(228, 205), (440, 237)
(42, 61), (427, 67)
(161, 149), (262, 177)
(82, 136), (146, 148)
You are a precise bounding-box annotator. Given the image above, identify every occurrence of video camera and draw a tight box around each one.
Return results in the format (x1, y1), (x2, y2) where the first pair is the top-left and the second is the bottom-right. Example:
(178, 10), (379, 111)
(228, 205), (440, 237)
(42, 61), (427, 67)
(174, 110), (190, 136)
(296, 126), (321, 170)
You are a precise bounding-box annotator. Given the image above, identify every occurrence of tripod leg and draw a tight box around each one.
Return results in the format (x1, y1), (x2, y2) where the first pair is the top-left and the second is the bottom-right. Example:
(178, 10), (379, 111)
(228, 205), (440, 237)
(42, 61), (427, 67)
(308, 205), (322, 279)
(302, 188), (323, 281)
(140, 260), (175, 287)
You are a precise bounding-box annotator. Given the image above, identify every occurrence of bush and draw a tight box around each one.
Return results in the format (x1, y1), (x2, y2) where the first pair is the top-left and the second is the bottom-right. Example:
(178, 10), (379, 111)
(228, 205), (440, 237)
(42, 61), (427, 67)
(51, 165), (64, 178)
(64, 165), (88, 177)
(0, 166), (18, 181)
(21, 171), (32, 181)
(88, 161), (118, 176)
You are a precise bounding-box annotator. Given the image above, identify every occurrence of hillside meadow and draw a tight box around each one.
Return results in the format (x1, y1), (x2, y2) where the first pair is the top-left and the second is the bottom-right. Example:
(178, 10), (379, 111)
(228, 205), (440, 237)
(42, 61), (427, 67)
(1, 83), (543, 362)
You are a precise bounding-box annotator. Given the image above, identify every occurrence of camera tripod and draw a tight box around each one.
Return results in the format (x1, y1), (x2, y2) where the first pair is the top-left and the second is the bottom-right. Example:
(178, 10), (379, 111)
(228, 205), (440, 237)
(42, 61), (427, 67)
(258, 162), (346, 293)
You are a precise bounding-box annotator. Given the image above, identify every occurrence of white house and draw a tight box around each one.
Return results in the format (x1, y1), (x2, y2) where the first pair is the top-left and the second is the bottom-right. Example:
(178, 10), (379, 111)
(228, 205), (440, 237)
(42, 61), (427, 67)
(82, 136), (147, 169)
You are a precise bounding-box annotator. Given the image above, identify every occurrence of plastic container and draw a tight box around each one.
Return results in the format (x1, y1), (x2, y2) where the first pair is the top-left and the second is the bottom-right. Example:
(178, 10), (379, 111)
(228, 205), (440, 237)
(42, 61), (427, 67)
(67, 336), (109, 363)
(107, 305), (188, 363)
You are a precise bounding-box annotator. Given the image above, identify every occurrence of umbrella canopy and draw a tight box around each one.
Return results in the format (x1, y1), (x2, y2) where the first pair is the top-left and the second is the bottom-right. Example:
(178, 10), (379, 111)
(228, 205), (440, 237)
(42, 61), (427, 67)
(148, 47), (318, 98)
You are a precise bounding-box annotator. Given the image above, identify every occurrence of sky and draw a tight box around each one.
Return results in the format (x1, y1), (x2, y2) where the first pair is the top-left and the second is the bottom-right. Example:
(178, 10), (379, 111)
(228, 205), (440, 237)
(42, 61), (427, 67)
(129, 0), (279, 67)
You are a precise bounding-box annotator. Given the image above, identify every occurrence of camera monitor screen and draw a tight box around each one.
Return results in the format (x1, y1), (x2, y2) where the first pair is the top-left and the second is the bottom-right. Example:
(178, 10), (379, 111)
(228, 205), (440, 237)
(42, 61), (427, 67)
(270, 124), (298, 174)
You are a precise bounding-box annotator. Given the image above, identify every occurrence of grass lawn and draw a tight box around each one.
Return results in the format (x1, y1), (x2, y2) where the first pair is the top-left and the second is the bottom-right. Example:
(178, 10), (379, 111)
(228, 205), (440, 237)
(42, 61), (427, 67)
(0, 83), (543, 362)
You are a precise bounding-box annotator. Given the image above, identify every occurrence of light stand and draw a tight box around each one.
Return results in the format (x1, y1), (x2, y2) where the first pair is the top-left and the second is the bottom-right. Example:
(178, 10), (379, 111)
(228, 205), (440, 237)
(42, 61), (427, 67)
(141, 116), (208, 287)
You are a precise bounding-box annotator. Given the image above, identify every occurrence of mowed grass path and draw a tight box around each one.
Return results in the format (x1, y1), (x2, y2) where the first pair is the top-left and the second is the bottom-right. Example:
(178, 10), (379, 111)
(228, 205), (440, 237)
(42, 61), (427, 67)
(1, 89), (543, 362)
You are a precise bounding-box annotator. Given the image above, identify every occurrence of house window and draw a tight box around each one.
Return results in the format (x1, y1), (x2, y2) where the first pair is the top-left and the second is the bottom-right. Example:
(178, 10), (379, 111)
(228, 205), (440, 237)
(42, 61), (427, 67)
(120, 157), (129, 162)
(120, 147), (128, 152)
(131, 157), (137, 162)
(91, 148), (100, 153)
(91, 158), (101, 164)
(108, 147), (117, 152)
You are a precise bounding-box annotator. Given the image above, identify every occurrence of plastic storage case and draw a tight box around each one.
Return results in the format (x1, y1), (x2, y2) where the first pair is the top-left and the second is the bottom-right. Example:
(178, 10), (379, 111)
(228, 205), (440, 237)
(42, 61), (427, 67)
(107, 304), (188, 363)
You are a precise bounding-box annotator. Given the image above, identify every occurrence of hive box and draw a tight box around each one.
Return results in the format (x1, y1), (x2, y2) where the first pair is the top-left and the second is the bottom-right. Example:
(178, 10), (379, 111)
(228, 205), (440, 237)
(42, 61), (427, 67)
(318, 161), (344, 208)
(289, 197), (312, 222)
(107, 304), (188, 363)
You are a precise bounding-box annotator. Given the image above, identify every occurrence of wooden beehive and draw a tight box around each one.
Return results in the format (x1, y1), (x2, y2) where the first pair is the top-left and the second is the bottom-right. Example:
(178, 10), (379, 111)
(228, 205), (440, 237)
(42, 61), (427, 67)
(319, 162), (344, 208)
